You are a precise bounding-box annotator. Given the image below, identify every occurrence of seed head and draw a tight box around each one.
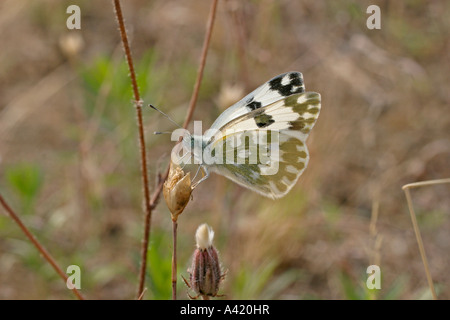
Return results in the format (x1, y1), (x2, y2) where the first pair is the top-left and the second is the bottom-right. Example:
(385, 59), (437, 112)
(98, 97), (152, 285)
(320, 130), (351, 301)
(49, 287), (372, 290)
(195, 222), (215, 250)
(163, 161), (192, 221)
(186, 224), (225, 299)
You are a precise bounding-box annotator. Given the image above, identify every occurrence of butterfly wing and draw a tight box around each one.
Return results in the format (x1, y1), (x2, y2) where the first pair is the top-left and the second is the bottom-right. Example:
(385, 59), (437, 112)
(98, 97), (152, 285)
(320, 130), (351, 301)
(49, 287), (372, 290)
(205, 72), (305, 139)
(205, 91), (321, 199)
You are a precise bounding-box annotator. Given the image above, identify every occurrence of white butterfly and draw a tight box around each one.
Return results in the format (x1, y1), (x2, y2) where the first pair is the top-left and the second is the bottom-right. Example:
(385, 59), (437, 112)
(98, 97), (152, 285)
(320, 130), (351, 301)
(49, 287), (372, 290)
(178, 71), (321, 199)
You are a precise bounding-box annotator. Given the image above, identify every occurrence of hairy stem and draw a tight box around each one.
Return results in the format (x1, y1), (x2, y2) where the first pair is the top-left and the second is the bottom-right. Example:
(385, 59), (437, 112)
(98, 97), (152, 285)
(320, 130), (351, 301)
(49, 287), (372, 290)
(112, 0), (153, 299)
(113, 0), (219, 300)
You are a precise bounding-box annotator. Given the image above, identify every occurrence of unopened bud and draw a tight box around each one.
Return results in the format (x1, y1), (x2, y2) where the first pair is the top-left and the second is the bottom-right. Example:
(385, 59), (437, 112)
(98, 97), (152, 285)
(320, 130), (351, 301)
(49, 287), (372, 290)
(163, 161), (192, 221)
(59, 33), (84, 59)
(185, 224), (225, 299)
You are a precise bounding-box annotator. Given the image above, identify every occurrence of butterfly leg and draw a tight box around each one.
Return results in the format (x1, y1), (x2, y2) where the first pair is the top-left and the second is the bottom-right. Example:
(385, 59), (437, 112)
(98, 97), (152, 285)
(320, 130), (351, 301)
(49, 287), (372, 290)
(178, 151), (193, 170)
(192, 164), (202, 181)
(192, 165), (210, 188)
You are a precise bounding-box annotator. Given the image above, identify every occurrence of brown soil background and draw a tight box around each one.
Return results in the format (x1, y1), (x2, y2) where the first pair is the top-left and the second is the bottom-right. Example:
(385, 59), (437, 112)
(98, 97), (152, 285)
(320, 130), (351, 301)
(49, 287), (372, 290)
(0, 0), (449, 299)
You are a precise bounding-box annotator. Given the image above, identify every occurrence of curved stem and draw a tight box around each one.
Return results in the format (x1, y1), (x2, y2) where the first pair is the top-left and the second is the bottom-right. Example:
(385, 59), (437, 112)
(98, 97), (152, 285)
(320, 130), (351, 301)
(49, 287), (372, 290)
(0, 194), (85, 300)
(113, 0), (219, 299)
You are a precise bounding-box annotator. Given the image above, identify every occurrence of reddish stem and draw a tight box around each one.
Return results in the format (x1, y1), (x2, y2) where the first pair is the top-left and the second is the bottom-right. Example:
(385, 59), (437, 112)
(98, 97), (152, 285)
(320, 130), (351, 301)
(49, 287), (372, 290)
(112, 0), (153, 299)
(182, 0), (219, 129)
(0, 194), (85, 300)
(171, 219), (178, 300)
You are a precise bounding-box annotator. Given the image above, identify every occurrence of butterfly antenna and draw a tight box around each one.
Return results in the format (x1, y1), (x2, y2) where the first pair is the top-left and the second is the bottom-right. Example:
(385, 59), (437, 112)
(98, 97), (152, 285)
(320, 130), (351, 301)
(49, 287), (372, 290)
(148, 104), (182, 129)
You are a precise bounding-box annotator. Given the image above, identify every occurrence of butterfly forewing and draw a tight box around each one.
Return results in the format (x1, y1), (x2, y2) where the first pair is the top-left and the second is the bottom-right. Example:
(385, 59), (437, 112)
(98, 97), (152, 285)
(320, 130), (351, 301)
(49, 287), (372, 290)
(206, 72), (305, 140)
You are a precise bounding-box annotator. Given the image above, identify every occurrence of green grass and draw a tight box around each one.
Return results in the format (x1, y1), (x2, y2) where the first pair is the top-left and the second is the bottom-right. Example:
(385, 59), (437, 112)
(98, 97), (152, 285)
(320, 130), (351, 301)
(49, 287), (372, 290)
(5, 163), (43, 215)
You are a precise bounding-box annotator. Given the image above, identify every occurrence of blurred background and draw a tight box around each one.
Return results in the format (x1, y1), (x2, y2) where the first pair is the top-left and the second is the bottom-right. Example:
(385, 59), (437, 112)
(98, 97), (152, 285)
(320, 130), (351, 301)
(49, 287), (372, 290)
(0, 0), (449, 299)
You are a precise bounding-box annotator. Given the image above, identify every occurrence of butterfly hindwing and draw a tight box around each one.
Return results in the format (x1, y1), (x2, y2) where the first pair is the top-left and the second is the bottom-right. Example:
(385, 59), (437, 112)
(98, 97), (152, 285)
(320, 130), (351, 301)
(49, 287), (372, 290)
(204, 91), (321, 198)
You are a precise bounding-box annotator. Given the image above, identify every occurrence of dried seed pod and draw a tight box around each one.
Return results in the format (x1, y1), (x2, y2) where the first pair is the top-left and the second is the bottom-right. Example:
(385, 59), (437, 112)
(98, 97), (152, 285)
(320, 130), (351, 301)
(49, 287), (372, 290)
(185, 224), (225, 299)
(163, 161), (192, 221)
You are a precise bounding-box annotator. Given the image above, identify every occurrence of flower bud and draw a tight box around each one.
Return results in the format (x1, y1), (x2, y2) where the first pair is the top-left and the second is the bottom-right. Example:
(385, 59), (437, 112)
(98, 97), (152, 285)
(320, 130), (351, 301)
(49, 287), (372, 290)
(186, 224), (224, 299)
(59, 33), (84, 59)
(163, 161), (192, 221)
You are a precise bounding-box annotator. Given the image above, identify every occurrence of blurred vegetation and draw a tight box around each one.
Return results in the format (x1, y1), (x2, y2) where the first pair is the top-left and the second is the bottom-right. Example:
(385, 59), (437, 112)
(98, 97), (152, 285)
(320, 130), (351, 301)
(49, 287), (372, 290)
(0, 0), (449, 300)
(5, 163), (43, 215)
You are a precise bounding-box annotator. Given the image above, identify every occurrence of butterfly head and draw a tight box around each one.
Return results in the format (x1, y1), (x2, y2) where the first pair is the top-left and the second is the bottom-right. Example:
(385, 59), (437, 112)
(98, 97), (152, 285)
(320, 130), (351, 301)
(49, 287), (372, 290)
(177, 131), (205, 165)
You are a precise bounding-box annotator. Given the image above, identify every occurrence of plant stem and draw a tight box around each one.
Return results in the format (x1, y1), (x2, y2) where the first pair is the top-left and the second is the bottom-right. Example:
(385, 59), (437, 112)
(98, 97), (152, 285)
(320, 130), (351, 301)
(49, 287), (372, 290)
(401, 179), (450, 300)
(170, 0), (219, 301)
(171, 219), (178, 300)
(0, 193), (85, 300)
(403, 187), (437, 300)
(182, 0), (219, 129)
(402, 178), (450, 300)
(224, 0), (250, 90)
(150, 0), (218, 216)
(113, 0), (219, 300)
(112, 0), (153, 300)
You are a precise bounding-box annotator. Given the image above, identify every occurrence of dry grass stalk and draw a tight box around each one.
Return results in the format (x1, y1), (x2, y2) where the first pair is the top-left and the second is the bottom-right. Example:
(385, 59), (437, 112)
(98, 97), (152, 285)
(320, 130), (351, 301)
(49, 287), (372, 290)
(402, 178), (450, 300)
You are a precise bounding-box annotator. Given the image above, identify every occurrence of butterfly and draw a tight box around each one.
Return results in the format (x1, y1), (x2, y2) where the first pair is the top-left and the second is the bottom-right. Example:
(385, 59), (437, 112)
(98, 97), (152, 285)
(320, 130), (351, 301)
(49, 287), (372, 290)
(176, 71), (321, 199)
